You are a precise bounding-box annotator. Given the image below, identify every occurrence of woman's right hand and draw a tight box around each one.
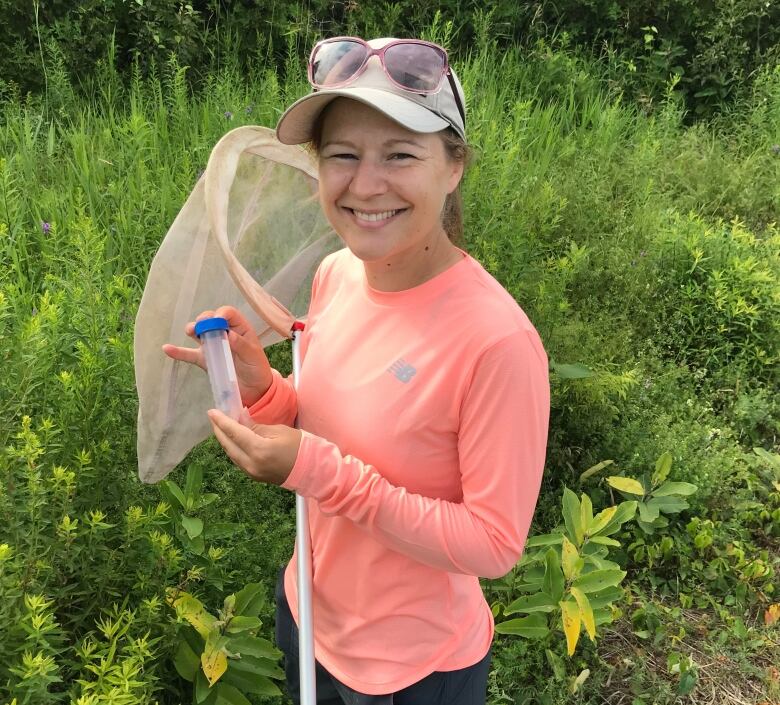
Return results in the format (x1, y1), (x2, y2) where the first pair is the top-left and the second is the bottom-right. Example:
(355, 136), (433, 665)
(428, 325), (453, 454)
(161, 305), (273, 408)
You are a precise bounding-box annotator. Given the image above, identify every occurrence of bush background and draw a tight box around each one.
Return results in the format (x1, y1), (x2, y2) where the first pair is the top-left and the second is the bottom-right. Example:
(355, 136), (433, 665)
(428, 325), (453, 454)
(0, 3), (778, 704)
(2, 0), (780, 116)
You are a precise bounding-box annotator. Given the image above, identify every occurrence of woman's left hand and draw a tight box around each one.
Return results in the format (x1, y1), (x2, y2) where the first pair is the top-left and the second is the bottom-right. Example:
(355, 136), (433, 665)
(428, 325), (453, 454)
(207, 409), (301, 485)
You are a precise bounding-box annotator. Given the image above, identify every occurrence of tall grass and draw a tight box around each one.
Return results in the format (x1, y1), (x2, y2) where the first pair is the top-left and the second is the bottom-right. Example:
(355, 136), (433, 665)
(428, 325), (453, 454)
(0, 30), (777, 704)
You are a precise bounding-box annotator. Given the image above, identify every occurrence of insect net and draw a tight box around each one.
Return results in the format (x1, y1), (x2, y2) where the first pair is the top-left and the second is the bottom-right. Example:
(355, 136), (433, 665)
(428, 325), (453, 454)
(134, 126), (341, 483)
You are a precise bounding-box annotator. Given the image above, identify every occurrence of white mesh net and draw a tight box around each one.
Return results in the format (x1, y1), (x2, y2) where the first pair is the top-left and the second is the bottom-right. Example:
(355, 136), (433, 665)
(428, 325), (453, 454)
(134, 126), (341, 483)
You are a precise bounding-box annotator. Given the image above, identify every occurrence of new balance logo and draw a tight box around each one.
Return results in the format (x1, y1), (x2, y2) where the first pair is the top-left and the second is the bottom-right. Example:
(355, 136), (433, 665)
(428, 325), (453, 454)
(388, 358), (417, 383)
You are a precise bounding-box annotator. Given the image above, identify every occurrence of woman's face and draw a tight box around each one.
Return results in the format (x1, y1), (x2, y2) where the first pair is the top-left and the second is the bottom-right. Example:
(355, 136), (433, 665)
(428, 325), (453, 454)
(317, 99), (463, 275)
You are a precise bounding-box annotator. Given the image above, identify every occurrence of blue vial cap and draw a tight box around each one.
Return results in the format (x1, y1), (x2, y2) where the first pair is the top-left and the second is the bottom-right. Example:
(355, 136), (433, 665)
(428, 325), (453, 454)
(194, 317), (229, 337)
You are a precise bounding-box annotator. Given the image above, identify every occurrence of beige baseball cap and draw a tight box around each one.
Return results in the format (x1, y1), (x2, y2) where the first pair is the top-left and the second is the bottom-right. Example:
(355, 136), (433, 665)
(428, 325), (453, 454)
(276, 37), (467, 144)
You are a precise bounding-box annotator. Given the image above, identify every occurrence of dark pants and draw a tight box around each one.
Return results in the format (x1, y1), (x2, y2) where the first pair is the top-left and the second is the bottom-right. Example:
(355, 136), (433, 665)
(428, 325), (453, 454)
(275, 567), (492, 705)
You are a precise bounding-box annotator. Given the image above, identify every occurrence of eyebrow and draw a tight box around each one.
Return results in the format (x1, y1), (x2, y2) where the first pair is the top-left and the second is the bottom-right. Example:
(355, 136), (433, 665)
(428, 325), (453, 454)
(321, 137), (426, 150)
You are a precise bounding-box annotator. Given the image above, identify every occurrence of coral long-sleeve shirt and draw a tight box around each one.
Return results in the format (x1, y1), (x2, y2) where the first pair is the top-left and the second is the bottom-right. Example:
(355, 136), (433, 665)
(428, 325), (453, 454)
(248, 248), (549, 695)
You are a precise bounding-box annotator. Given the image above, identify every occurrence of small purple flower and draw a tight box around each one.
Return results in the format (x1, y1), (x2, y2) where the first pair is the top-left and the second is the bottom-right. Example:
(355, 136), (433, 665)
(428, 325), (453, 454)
(771, 144), (780, 155)
(224, 111), (233, 120)
(41, 221), (50, 235)
(245, 104), (254, 114)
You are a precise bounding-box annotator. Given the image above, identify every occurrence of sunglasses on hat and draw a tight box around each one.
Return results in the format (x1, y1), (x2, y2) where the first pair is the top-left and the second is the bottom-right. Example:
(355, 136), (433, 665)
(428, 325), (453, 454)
(308, 37), (466, 128)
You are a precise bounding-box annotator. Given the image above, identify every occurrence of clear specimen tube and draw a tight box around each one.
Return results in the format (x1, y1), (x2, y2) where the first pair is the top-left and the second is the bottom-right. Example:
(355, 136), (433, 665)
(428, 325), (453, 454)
(194, 316), (243, 421)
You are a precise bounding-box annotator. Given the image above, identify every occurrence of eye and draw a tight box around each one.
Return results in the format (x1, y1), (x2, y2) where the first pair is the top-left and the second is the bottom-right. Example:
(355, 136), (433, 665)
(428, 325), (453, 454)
(389, 152), (415, 161)
(330, 152), (358, 160)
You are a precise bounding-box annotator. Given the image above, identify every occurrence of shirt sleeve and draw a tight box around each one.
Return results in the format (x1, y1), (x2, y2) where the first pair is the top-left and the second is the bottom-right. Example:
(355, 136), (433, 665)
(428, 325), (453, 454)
(246, 256), (330, 426)
(246, 367), (297, 426)
(281, 329), (550, 579)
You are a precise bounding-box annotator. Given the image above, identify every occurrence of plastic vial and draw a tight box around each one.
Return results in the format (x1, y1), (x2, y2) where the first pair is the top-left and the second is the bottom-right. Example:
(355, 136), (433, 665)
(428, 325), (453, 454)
(194, 317), (243, 421)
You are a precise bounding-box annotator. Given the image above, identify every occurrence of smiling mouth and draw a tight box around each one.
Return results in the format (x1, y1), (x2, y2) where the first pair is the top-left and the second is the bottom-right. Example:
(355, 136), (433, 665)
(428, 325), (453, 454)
(348, 208), (406, 222)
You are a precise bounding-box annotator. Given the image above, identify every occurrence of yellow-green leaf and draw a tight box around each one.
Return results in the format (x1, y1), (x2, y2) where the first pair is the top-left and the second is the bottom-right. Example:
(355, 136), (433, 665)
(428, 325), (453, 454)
(560, 600), (581, 656)
(578, 459), (614, 483)
(580, 494), (593, 536)
(562, 488), (584, 544)
(201, 644), (228, 687)
(652, 451), (673, 486)
(569, 586), (596, 640)
(606, 476), (645, 496)
(169, 591), (217, 640)
(569, 668), (591, 694)
(561, 536), (580, 581)
(588, 506), (617, 535)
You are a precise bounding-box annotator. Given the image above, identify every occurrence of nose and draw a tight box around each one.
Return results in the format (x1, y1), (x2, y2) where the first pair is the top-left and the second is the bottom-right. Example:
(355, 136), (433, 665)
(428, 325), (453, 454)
(349, 157), (387, 200)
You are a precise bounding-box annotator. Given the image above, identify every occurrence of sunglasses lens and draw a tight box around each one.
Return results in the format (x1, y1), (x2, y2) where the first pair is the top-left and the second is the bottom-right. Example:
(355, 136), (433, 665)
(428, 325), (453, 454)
(312, 40), (368, 86)
(384, 43), (446, 91)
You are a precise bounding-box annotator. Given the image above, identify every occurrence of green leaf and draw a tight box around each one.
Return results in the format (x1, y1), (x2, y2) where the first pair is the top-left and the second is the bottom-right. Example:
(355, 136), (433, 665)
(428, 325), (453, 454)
(637, 501), (660, 523)
(226, 616), (262, 634)
(200, 493), (220, 509)
(196, 669), (213, 703)
(592, 607), (615, 626)
(181, 515), (204, 539)
(181, 533), (206, 555)
(647, 495), (689, 514)
(525, 533), (564, 548)
(227, 635), (281, 660)
(579, 459), (614, 483)
(587, 536), (620, 547)
(505, 592), (557, 615)
(229, 654), (285, 680)
(677, 671), (697, 696)
(580, 494), (593, 534)
(652, 481), (697, 497)
(542, 548), (565, 602)
(162, 480), (187, 509)
(606, 476), (645, 496)
(233, 583), (265, 618)
(173, 635), (200, 681)
(595, 501), (637, 536)
(210, 683), (253, 705)
(185, 465), (204, 509)
(652, 452), (673, 486)
(545, 648), (566, 680)
(562, 488), (584, 544)
(494, 613), (549, 638)
(222, 667), (282, 697)
(572, 569), (626, 594)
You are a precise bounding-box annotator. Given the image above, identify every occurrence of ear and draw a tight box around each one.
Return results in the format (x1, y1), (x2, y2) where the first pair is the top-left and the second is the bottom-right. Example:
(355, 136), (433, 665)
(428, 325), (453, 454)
(446, 158), (465, 194)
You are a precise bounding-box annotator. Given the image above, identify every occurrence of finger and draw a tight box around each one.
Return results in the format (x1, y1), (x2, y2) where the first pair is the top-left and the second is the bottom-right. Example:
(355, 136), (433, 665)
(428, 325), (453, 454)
(184, 310), (217, 339)
(215, 305), (258, 338)
(208, 409), (261, 445)
(162, 343), (205, 369)
(211, 418), (255, 472)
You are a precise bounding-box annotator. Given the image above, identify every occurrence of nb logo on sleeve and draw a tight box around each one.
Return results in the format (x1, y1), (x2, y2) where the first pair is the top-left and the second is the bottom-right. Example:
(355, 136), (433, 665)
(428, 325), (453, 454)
(388, 359), (417, 383)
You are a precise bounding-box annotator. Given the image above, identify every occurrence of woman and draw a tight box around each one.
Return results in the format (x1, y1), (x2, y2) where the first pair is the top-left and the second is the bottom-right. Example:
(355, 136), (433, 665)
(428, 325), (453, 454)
(163, 37), (550, 705)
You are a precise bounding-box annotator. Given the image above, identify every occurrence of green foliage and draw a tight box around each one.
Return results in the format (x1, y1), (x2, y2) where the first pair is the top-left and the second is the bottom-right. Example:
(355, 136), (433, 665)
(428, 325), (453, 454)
(605, 452), (698, 534)
(2, 0), (779, 118)
(168, 584), (284, 702)
(492, 488), (635, 657)
(0, 27), (778, 704)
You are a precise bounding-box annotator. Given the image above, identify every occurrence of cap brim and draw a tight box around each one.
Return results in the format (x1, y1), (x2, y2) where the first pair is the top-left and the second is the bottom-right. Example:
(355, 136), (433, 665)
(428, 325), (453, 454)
(276, 88), (451, 145)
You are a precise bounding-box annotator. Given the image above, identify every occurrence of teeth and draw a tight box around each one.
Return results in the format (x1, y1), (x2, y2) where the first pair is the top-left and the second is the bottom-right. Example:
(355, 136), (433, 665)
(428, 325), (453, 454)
(353, 209), (398, 222)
